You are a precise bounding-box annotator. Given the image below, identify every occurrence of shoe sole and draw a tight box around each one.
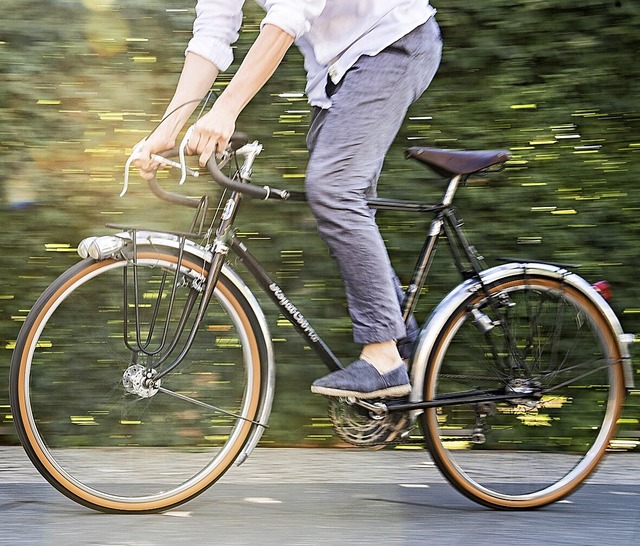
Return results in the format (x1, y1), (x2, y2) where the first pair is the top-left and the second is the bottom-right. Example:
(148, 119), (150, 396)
(310, 383), (412, 399)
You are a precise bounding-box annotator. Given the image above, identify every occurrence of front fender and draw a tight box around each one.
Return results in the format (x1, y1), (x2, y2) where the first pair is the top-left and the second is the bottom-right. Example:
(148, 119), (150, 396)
(81, 229), (276, 465)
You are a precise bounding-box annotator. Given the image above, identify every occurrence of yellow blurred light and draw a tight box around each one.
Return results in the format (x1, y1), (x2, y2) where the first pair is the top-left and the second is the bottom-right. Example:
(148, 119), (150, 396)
(551, 209), (578, 215)
(517, 413), (551, 426)
(84, 12), (130, 57)
(132, 56), (157, 63)
(71, 416), (98, 425)
(82, 0), (118, 11)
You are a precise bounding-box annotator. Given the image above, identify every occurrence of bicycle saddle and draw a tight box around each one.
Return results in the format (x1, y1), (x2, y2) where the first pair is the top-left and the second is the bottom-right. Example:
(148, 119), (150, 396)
(405, 147), (511, 178)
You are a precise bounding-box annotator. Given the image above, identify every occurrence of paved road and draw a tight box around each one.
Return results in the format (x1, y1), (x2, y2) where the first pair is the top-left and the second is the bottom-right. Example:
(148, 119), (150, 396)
(1, 447), (639, 545)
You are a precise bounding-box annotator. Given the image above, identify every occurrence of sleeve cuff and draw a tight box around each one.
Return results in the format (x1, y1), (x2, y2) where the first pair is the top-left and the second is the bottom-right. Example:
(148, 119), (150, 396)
(185, 36), (234, 72)
(260, 7), (311, 40)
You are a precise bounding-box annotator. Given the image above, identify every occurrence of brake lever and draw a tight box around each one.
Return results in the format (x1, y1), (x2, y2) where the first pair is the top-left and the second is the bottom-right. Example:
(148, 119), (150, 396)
(121, 134), (199, 197)
(151, 154), (200, 178)
(177, 126), (193, 185)
(121, 140), (145, 197)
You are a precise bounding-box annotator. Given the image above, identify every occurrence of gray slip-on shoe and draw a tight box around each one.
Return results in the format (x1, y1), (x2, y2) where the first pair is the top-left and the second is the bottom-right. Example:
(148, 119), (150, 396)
(311, 359), (411, 399)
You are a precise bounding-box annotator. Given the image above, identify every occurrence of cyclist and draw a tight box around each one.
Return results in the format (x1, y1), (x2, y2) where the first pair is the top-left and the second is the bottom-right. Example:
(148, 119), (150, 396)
(136, 0), (442, 399)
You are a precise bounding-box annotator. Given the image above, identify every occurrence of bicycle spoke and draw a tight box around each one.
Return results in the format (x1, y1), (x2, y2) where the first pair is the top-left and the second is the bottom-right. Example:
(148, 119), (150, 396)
(157, 386), (264, 427)
(540, 359), (618, 394)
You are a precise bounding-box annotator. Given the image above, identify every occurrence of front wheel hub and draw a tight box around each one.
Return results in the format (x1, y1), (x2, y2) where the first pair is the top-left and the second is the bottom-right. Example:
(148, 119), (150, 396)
(122, 364), (160, 398)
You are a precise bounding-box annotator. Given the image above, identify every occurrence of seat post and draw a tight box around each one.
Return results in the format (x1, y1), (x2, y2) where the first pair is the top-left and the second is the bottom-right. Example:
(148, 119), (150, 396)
(442, 174), (465, 207)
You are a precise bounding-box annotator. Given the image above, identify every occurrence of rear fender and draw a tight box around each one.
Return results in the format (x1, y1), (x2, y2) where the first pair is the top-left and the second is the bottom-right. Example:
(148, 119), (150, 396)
(409, 262), (634, 414)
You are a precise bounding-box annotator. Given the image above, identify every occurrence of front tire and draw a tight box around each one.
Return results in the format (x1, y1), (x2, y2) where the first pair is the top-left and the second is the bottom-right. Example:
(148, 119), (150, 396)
(10, 249), (268, 513)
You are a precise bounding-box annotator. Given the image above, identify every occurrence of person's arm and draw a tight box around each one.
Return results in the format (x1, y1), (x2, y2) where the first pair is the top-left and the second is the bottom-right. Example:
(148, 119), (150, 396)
(136, 53), (219, 180)
(188, 23), (294, 166)
(137, 24), (293, 178)
(136, 0), (243, 180)
(157, 54), (220, 143)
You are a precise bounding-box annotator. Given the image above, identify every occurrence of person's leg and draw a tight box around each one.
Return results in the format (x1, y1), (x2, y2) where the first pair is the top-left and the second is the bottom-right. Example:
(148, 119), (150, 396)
(307, 19), (442, 398)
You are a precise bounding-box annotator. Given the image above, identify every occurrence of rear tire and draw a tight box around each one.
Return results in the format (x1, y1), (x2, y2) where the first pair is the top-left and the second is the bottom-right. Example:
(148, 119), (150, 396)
(10, 248), (268, 513)
(422, 273), (625, 509)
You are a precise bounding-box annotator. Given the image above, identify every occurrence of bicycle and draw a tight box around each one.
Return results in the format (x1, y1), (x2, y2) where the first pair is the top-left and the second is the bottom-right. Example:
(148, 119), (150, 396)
(10, 128), (635, 514)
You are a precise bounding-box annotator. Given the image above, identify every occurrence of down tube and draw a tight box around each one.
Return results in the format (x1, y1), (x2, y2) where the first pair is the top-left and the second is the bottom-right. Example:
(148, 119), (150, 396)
(230, 237), (344, 372)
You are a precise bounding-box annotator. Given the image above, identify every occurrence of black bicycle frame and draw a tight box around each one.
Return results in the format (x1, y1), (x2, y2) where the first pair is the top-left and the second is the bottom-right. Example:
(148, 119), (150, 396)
(222, 185), (486, 377)
(119, 168), (520, 413)
(230, 236), (344, 372)
(221, 189), (523, 414)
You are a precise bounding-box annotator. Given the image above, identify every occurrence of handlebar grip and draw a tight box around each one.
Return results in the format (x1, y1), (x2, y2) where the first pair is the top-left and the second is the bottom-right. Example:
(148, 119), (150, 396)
(157, 147), (180, 159)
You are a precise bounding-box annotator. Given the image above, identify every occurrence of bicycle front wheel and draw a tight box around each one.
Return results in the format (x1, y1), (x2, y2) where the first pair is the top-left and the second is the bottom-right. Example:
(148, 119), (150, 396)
(422, 273), (625, 509)
(10, 248), (268, 513)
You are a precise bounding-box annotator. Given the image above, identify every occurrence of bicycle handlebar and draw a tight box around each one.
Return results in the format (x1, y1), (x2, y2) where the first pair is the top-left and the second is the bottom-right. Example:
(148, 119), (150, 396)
(123, 129), (306, 204)
(205, 152), (305, 202)
(205, 132), (306, 202)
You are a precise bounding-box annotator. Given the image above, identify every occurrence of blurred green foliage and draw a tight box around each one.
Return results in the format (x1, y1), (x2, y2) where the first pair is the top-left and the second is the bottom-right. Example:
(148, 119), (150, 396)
(1, 0), (638, 448)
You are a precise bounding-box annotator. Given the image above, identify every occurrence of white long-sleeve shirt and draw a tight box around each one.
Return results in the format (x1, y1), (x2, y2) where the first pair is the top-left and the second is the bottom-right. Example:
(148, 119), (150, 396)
(186, 0), (437, 108)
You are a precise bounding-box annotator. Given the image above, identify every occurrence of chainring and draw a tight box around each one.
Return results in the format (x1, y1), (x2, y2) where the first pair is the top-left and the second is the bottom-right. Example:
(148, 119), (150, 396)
(327, 397), (415, 447)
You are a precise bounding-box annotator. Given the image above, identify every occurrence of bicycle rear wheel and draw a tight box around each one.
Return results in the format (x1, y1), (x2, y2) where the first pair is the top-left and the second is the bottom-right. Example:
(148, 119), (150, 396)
(422, 273), (625, 509)
(10, 248), (268, 513)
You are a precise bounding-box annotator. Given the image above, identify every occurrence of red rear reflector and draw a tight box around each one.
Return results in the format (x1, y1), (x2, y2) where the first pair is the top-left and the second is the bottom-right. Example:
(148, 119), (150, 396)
(592, 280), (612, 302)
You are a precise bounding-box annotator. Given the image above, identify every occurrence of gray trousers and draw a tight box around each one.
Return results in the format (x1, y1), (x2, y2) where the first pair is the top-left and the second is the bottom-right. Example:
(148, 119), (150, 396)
(305, 17), (442, 346)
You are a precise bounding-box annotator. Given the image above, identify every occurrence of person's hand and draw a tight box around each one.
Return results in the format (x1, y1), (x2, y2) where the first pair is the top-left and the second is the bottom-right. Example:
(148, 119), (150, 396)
(134, 128), (177, 181)
(186, 101), (237, 167)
